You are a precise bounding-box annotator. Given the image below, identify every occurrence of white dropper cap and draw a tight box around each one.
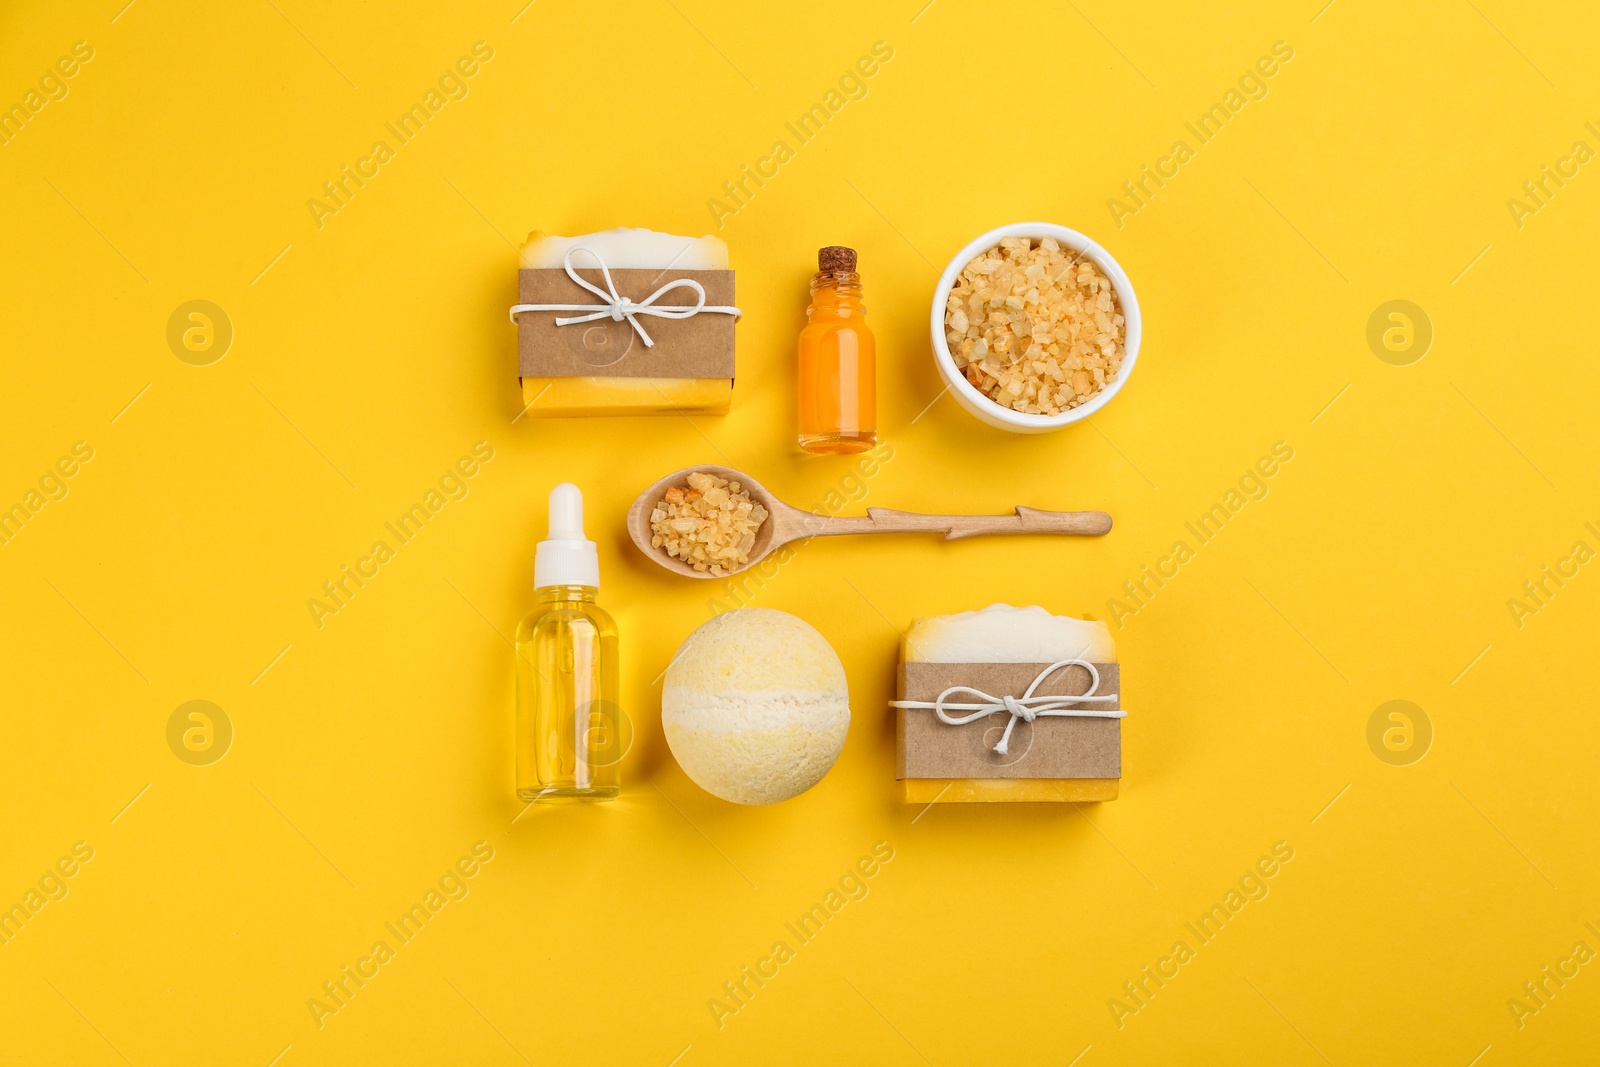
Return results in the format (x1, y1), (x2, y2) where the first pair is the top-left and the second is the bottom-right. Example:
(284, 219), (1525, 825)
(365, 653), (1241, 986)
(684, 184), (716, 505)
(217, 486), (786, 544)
(534, 482), (599, 589)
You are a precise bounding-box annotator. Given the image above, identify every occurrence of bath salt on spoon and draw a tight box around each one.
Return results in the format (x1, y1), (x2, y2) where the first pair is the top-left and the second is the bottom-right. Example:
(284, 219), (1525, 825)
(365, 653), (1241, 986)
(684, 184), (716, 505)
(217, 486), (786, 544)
(627, 465), (1113, 580)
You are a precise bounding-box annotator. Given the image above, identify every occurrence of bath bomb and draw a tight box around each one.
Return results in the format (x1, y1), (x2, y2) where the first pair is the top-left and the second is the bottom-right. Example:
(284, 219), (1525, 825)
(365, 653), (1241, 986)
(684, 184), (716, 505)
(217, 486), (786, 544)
(662, 608), (850, 805)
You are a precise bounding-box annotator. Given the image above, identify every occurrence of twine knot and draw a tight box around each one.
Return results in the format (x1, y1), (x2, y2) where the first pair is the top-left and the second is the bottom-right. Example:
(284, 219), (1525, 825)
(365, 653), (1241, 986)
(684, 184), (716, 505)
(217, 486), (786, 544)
(890, 659), (1126, 756)
(1001, 694), (1034, 722)
(509, 246), (741, 348)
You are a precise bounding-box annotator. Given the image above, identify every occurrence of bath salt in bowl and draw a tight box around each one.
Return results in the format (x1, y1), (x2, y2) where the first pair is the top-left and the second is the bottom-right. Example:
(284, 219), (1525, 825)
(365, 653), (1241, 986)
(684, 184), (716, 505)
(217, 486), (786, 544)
(930, 222), (1142, 433)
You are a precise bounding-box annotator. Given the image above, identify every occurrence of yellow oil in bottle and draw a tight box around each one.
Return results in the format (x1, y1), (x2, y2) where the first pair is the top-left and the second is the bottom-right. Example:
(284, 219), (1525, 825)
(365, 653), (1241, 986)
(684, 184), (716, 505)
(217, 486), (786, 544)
(515, 483), (621, 802)
(515, 585), (620, 801)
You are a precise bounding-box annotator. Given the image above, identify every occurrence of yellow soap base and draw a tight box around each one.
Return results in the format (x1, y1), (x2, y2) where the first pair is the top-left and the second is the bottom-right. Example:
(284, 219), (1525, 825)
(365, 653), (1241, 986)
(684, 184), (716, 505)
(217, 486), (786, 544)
(520, 376), (731, 417)
(903, 778), (1119, 803)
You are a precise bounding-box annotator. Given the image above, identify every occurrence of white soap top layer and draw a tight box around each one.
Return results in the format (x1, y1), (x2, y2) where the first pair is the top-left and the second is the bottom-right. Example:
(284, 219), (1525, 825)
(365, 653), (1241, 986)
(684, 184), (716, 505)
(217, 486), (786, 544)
(904, 603), (1116, 664)
(520, 227), (729, 270)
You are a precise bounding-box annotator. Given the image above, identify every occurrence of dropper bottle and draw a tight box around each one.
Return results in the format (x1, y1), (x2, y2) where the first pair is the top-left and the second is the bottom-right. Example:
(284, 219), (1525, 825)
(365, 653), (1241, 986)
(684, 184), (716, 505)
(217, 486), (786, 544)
(515, 483), (621, 802)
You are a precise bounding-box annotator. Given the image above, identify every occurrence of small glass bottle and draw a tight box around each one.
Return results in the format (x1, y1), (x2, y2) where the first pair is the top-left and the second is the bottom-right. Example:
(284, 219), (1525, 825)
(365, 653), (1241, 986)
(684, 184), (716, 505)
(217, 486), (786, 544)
(515, 483), (621, 802)
(798, 245), (877, 455)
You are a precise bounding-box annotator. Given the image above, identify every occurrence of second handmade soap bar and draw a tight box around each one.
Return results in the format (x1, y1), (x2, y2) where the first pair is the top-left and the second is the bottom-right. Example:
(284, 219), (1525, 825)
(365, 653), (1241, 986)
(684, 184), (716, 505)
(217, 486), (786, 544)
(515, 228), (736, 417)
(896, 604), (1122, 803)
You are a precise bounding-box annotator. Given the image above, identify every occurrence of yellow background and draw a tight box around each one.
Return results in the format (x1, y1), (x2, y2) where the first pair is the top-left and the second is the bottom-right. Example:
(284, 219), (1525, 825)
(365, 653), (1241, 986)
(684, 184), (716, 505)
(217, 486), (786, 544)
(2, 0), (1597, 1062)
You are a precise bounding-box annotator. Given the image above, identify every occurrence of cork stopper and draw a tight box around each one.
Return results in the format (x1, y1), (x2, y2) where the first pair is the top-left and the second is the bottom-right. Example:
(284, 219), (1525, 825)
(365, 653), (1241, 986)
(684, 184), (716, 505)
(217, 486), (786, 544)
(818, 246), (857, 273)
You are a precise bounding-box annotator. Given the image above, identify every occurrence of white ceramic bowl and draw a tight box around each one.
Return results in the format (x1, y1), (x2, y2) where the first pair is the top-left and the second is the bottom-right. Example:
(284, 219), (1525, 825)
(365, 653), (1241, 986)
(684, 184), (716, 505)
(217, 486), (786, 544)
(930, 222), (1141, 433)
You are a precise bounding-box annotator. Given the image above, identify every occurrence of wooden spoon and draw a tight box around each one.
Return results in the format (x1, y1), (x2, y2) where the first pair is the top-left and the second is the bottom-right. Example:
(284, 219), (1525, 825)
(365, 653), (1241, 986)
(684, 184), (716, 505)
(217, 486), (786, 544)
(627, 465), (1112, 580)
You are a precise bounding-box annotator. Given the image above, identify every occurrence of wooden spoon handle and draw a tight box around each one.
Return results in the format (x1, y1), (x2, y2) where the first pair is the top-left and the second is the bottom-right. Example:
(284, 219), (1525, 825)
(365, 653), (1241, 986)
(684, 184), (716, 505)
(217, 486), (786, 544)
(788, 506), (1112, 540)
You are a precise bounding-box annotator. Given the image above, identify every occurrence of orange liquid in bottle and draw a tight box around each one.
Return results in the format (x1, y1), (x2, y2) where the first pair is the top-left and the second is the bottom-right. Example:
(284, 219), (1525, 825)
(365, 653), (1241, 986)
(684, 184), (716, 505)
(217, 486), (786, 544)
(798, 246), (877, 455)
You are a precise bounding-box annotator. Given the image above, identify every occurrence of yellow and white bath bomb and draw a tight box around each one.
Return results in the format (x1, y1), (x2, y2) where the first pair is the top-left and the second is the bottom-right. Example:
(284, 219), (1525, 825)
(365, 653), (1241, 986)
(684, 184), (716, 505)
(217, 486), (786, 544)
(662, 609), (850, 805)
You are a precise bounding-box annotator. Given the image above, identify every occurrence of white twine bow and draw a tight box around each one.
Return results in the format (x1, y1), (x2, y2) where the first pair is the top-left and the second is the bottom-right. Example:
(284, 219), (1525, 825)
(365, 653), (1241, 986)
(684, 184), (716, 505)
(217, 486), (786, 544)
(890, 659), (1126, 756)
(508, 246), (741, 348)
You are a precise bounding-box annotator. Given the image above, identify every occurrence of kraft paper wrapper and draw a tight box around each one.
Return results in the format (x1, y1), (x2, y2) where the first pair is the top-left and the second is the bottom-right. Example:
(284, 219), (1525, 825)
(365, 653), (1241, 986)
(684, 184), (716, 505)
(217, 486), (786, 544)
(896, 662), (1121, 780)
(516, 268), (735, 380)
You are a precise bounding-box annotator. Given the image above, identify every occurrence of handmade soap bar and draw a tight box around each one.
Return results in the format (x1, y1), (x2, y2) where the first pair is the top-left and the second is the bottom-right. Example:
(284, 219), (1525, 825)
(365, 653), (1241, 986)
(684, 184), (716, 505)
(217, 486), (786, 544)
(897, 604), (1121, 804)
(516, 228), (735, 417)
